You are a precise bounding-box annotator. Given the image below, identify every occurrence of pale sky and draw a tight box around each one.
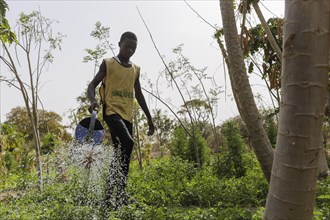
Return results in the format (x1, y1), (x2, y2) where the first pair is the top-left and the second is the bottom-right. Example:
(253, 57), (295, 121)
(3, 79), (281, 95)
(1, 0), (284, 127)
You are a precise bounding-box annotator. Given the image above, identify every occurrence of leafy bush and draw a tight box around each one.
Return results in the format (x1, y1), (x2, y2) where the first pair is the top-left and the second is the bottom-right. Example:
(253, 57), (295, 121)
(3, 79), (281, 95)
(215, 120), (247, 178)
(128, 157), (197, 206)
(128, 155), (267, 215)
(170, 126), (210, 167)
(314, 177), (330, 220)
(0, 166), (105, 220)
(41, 133), (60, 155)
(188, 129), (210, 167)
(1, 144), (328, 220)
(170, 127), (189, 160)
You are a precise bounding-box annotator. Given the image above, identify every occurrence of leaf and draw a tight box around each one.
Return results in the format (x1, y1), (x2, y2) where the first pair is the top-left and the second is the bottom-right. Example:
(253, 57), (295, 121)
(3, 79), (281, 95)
(0, 0), (8, 24)
(248, 62), (254, 74)
(0, 18), (17, 44)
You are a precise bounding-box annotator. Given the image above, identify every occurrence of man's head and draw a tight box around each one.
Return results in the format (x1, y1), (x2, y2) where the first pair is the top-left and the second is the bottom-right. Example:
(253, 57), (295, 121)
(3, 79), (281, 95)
(120, 31), (137, 43)
(118, 31), (137, 61)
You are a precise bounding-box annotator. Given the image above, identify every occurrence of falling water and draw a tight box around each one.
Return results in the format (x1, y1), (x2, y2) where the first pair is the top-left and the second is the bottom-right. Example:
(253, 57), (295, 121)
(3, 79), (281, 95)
(67, 141), (129, 218)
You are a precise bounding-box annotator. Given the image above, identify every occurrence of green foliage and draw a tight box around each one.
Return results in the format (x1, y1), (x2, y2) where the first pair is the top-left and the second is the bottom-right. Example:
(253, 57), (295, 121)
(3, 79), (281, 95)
(41, 133), (60, 155)
(251, 207), (265, 220)
(83, 21), (114, 76)
(126, 156), (266, 219)
(152, 109), (175, 150)
(0, 0), (17, 44)
(16, 10), (64, 54)
(0, 123), (26, 151)
(83, 45), (107, 64)
(244, 18), (283, 91)
(224, 111), (278, 149)
(314, 177), (330, 219)
(188, 129), (210, 167)
(0, 17), (17, 44)
(261, 110), (278, 148)
(0, 144), (328, 219)
(0, 0), (8, 21)
(127, 156), (267, 219)
(215, 120), (247, 178)
(5, 106), (71, 142)
(170, 126), (210, 167)
(129, 157), (197, 206)
(0, 124), (32, 188)
(0, 179), (96, 220)
(170, 126), (190, 160)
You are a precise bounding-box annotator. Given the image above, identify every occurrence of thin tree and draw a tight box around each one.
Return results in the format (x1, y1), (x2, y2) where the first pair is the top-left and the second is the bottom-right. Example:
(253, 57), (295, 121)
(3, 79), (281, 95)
(0, 11), (64, 191)
(251, 0), (282, 63)
(137, 8), (202, 168)
(219, 0), (274, 182)
(83, 21), (116, 76)
(263, 0), (330, 219)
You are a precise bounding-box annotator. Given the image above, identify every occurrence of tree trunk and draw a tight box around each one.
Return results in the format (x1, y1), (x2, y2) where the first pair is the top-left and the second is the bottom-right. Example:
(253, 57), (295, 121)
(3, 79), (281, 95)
(32, 123), (43, 191)
(2, 44), (43, 191)
(263, 0), (330, 219)
(219, 0), (274, 182)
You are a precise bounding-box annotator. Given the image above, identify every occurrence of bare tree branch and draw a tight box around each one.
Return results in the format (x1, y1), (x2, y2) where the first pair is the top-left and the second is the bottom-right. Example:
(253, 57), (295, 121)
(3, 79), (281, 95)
(252, 0), (282, 63)
(142, 88), (191, 137)
(137, 7), (201, 167)
(184, 0), (217, 30)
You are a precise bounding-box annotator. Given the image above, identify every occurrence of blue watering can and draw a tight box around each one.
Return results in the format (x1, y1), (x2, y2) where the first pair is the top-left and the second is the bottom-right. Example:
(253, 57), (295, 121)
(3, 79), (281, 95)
(74, 110), (104, 145)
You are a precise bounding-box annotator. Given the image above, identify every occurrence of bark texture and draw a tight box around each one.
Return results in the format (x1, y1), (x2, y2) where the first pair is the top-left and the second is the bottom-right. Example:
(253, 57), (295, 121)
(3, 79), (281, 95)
(219, 0), (274, 182)
(264, 0), (330, 219)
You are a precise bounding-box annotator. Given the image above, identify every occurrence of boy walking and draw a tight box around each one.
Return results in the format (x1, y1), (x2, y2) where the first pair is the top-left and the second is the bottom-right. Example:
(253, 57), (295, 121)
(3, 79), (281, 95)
(87, 31), (154, 207)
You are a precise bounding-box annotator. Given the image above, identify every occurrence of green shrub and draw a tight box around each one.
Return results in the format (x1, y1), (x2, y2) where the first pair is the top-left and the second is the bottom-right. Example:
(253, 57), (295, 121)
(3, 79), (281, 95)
(170, 127), (210, 167)
(216, 120), (247, 178)
(41, 133), (60, 155)
(5, 144), (330, 220)
(187, 129), (210, 167)
(170, 127), (189, 160)
(0, 167), (103, 220)
(128, 156), (267, 210)
(314, 177), (330, 220)
(181, 166), (222, 207)
(128, 157), (197, 206)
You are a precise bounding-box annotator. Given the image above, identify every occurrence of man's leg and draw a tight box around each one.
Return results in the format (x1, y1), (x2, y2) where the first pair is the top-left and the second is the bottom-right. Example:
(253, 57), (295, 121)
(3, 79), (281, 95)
(104, 114), (134, 206)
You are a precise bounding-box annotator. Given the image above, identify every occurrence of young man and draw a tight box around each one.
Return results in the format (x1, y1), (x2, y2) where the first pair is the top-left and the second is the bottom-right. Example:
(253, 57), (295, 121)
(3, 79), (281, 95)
(87, 31), (154, 207)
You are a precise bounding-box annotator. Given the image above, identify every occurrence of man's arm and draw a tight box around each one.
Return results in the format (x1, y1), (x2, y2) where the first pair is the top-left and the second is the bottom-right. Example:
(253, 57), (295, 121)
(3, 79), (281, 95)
(87, 60), (106, 112)
(135, 76), (155, 135)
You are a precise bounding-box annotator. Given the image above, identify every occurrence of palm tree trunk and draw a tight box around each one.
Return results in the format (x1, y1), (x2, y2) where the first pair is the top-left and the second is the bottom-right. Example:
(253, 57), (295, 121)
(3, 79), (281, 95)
(263, 0), (330, 219)
(219, 0), (274, 182)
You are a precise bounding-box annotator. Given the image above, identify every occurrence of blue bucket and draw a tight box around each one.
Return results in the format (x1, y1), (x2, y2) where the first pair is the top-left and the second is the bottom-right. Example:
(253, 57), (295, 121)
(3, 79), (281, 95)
(74, 111), (104, 145)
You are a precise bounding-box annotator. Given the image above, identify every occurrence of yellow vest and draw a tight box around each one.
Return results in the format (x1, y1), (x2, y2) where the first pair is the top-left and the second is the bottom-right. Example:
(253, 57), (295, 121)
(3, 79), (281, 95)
(100, 57), (140, 122)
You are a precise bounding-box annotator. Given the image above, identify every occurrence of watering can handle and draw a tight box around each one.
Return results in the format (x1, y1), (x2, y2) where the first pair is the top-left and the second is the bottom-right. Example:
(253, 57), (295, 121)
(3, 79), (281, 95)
(88, 110), (97, 132)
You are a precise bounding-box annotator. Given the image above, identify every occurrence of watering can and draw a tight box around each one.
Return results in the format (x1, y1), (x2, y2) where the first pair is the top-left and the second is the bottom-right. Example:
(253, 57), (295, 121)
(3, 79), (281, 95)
(74, 110), (104, 145)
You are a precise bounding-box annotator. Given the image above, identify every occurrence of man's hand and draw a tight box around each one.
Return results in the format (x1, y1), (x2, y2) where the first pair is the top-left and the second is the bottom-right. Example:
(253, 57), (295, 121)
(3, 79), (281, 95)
(88, 100), (99, 113)
(147, 119), (155, 136)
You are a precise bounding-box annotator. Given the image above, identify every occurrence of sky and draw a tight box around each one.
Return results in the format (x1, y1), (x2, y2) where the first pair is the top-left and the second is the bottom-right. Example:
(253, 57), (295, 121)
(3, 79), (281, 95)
(1, 0), (284, 128)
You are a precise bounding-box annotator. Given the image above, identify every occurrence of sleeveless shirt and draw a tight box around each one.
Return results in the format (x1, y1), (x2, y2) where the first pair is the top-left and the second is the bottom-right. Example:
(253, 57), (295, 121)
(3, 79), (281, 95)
(101, 57), (140, 122)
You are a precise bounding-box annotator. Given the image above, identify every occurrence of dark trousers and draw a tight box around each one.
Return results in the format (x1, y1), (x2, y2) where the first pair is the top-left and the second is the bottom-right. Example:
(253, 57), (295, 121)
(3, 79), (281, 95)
(103, 113), (134, 203)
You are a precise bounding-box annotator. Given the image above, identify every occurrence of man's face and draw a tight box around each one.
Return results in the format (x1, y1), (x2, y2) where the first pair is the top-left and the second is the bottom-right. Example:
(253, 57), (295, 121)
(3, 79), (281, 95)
(119, 38), (137, 60)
